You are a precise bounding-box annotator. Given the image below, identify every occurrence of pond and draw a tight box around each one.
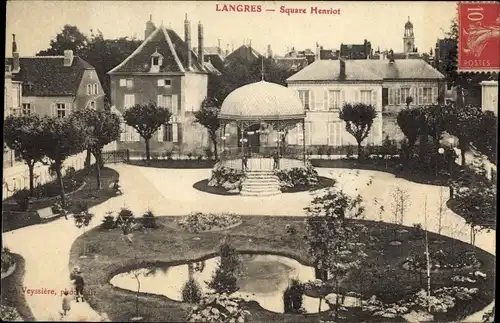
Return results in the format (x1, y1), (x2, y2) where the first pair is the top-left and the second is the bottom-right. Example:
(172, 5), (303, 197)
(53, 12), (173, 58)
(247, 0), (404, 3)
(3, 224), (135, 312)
(110, 254), (359, 314)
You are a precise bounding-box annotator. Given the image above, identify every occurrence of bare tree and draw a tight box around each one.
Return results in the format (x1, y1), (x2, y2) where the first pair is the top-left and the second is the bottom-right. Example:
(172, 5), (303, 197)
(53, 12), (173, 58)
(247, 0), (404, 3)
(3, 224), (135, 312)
(391, 186), (411, 226)
(437, 186), (445, 235)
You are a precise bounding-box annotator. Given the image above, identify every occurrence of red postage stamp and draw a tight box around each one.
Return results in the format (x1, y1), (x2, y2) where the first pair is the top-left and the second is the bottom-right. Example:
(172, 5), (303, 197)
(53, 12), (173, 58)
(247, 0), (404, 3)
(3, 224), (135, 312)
(458, 2), (500, 73)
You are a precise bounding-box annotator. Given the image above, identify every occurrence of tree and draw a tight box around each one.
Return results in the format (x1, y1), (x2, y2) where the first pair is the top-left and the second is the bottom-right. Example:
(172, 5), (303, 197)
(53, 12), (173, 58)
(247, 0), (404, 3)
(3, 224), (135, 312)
(37, 25), (89, 56)
(444, 104), (482, 166)
(339, 103), (377, 160)
(3, 115), (46, 196)
(423, 104), (447, 148)
(304, 186), (367, 321)
(194, 98), (221, 160)
(473, 111), (497, 164)
(122, 102), (172, 161)
(397, 107), (425, 157)
(390, 186), (411, 238)
(39, 116), (88, 205)
(207, 238), (241, 294)
(70, 108), (121, 189)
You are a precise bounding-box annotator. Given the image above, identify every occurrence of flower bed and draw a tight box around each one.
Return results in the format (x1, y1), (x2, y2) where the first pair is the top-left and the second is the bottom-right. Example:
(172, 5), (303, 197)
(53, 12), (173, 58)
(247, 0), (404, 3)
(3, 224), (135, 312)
(207, 163), (245, 192)
(274, 164), (320, 192)
(177, 212), (242, 233)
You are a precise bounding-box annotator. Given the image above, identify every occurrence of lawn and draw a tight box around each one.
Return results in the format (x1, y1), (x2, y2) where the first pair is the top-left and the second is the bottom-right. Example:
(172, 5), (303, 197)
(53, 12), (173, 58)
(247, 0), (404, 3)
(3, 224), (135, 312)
(2, 167), (119, 232)
(0, 253), (35, 321)
(69, 216), (494, 322)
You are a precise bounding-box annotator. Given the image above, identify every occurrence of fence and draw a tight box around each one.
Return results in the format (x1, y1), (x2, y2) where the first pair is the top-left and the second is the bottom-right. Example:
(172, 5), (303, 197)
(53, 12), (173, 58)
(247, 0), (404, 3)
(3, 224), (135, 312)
(2, 151), (95, 200)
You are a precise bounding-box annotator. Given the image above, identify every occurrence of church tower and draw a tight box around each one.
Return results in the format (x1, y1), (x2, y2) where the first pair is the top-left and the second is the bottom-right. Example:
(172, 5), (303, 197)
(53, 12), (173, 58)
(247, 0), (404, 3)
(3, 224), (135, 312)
(403, 16), (415, 54)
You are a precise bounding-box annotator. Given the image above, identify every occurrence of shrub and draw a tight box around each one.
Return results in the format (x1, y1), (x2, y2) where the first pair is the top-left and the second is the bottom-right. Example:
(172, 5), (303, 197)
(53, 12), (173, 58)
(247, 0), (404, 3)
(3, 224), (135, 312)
(0, 305), (23, 321)
(142, 210), (157, 228)
(1, 248), (14, 272)
(204, 147), (213, 160)
(187, 152), (193, 159)
(165, 150), (173, 160)
(283, 279), (305, 313)
(182, 278), (203, 303)
(411, 223), (424, 240)
(13, 188), (31, 211)
(207, 238), (241, 294)
(116, 208), (134, 226)
(177, 212), (241, 233)
(101, 212), (116, 230)
(274, 164), (319, 191)
(346, 145), (355, 159)
(285, 224), (297, 235)
(208, 163), (245, 191)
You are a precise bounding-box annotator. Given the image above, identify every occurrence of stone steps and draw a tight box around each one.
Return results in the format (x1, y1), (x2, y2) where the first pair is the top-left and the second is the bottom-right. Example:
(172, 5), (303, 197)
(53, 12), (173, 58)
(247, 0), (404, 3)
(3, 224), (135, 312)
(240, 170), (281, 197)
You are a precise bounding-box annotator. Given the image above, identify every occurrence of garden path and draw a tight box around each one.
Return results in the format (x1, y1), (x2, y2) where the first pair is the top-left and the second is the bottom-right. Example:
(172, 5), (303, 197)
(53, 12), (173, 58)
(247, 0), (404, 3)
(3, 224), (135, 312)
(2, 163), (495, 321)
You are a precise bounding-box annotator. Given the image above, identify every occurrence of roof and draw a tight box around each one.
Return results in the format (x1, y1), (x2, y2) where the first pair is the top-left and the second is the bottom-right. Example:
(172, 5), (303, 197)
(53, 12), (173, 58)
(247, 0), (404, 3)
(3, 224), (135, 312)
(225, 45), (261, 62)
(203, 61), (221, 75)
(273, 57), (308, 71)
(352, 60), (444, 79)
(287, 60), (382, 82)
(287, 59), (444, 82)
(220, 81), (305, 120)
(5, 56), (94, 96)
(193, 46), (223, 56)
(108, 25), (205, 74)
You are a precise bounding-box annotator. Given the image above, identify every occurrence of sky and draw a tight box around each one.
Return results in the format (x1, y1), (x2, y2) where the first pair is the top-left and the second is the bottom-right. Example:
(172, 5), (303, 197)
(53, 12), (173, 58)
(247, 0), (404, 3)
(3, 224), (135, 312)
(5, 1), (456, 57)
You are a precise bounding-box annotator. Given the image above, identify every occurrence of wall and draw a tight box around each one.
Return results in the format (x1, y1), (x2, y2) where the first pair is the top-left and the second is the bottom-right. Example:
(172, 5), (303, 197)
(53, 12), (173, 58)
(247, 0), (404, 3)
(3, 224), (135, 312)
(110, 72), (209, 155)
(75, 69), (105, 110)
(21, 96), (74, 117)
(288, 82), (383, 146)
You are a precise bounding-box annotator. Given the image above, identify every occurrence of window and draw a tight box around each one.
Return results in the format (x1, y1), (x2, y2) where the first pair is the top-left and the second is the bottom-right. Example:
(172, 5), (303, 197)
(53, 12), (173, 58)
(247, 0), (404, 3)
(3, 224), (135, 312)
(86, 84), (91, 95)
(382, 88), (389, 106)
(56, 103), (66, 118)
(329, 90), (341, 110)
(360, 90), (372, 105)
(93, 84), (98, 95)
(86, 101), (96, 109)
(298, 90), (310, 110)
(120, 79), (133, 88)
(328, 122), (343, 146)
(21, 103), (32, 115)
(400, 88), (411, 105)
(422, 87), (433, 105)
(158, 94), (178, 114)
(124, 94), (135, 109)
(163, 123), (178, 142)
(152, 56), (159, 66)
(157, 79), (172, 87)
(120, 123), (140, 142)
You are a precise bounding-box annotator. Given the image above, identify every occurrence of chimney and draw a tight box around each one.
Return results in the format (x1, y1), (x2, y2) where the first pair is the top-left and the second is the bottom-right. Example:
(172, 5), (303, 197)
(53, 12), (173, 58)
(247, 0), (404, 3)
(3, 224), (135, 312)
(63, 50), (74, 67)
(12, 34), (20, 73)
(145, 14), (155, 39)
(197, 21), (204, 65)
(217, 39), (221, 55)
(184, 14), (192, 70)
(267, 44), (273, 59)
(339, 58), (346, 79)
(315, 42), (320, 60)
(389, 49), (395, 63)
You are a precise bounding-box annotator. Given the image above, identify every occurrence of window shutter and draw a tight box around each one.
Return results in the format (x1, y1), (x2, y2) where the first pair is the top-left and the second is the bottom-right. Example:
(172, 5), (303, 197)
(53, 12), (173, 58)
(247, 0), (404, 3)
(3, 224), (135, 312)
(432, 87), (438, 103)
(371, 90), (377, 109)
(328, 123), (333, 145)
(354, 90), (359, 103)
(323, 90), (328, 111)
(410, 87), (416, 104)
(130, 94), (135, 108)
(67, 103), (72, 114)
(51, 103), (56, 116)
(157, 95), (163, 108)
(306, 122), (312, 145)
(158, 125), (164, 142)
(337, 122), (343, 146)
(119, 79), (126, 87)
(307, 90), (313, 111)
(172, 95), (178, 115)
(172, 123), (178, 143)
(157, 79), (164, 87)
(418, 88), (424, 105)
(395, 88), (400, 105)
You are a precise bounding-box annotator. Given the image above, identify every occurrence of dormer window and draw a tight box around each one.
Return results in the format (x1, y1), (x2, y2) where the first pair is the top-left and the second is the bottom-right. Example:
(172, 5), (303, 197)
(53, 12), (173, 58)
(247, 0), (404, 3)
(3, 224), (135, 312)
(150, 49), (163, 73)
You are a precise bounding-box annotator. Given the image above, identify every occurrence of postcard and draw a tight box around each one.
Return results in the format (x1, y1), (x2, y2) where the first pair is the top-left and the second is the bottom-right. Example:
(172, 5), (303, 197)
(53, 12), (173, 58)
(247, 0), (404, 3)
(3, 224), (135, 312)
(2, 1), (497, 322)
